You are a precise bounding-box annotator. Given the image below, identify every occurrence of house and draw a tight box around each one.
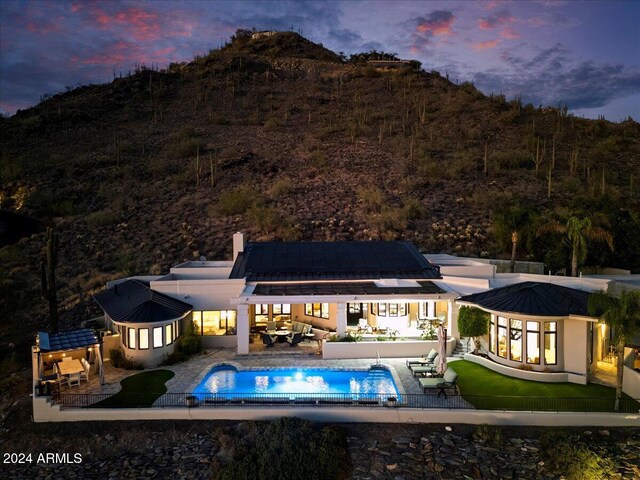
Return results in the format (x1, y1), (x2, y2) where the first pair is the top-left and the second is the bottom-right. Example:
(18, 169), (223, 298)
(91, 233), (635, 387)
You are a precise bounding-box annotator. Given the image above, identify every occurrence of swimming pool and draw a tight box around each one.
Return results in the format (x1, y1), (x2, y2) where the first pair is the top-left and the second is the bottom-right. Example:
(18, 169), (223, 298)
(193, 365), (400, 399)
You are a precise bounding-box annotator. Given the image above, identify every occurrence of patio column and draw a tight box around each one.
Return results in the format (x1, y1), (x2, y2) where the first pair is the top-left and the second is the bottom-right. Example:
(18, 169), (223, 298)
(447, 300), (459, 339)
(237, 304), (249, 354)
(427, 301), (435, 318)
(336, 303), (347, 336)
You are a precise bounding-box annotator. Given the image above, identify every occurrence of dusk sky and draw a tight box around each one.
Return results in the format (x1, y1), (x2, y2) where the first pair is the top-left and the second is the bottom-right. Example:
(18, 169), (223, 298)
(1, 0), (639, 121)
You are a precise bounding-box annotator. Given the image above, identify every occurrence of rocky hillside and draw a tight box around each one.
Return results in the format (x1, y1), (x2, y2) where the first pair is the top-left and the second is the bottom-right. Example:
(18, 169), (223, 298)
(1, 31), (639, 357)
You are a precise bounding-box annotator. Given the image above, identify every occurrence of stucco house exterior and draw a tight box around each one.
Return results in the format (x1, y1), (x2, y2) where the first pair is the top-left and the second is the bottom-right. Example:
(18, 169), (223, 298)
(91, 233), (637, 387)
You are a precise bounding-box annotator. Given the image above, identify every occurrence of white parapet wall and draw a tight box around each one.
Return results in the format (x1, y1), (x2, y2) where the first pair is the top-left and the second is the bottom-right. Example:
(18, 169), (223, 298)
(323, 339), (456, 360)
(463, 352), (588, 385)
(32, 396), (640, 426)
(623, 366), (640, 399)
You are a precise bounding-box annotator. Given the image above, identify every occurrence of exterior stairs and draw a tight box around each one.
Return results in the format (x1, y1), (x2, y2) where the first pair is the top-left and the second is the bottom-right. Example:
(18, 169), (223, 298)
(451, 338), (473, 359)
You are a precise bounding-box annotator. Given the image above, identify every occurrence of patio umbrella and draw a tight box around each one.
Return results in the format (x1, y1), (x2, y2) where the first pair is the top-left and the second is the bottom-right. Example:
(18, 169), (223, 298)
(436, 325), (447, 375)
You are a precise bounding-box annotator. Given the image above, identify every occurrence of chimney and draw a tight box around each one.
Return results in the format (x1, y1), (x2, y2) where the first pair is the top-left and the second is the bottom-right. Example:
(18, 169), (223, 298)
(233, 232), (246, 261)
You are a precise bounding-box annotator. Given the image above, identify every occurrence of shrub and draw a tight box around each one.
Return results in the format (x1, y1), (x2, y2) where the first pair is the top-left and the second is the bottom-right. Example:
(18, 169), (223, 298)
(475, 424), (505, 448)
(335, 332), (361, 342)
(517, 364), (533, 371)
(247, 205), (287, 234)
(86, 209), (118, 227)
(490, 150), (532, 171)
(212, 417), (351, 480)
(263, 117), (280, 131)
(162, 350), (189, 365)
(178, 330), (202, 355)
(540, 431), (615, 480)
(357, 186), (385, 214)
(28, 189), (75, 217)
(216, 186), (258, 216)
(309, 150), (328, 169)
(109, 348), (143, 370)
(269, 177), (295, 197)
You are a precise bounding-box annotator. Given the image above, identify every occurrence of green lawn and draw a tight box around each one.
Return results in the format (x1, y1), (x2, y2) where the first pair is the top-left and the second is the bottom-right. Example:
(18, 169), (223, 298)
(93, 369), (175, 408)
(451, 360), (639, 412)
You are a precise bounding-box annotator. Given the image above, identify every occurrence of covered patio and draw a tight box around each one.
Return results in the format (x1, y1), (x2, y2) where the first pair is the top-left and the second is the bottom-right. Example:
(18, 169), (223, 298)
(32, 329), (105, 397)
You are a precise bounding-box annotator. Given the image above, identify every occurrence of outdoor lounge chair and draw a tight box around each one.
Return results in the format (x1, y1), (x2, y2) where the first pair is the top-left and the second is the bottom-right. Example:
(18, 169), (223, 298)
(262, 333), (277, 347)
(419, 368), (458, 397)
(406, 348), (438, 367)
(287, 332), (303, 347)
(266, 321), (277, 332)
(411, 363), (439, 377)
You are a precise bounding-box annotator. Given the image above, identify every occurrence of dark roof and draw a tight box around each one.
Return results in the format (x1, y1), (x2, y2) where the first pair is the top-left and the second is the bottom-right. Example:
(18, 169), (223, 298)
(93, 279), (192, 324)
(230, 241), (441, 281)
(457, 281), (592, 317)
(252, 281), (446, 296)
(38, 329), (98, 352)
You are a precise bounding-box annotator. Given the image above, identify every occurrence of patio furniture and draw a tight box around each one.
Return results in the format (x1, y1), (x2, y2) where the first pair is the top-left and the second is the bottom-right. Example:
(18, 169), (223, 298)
(287, 332), (303, 347)
(57, 359), (85, 376)
(406, 348), (438, 367)
(266, 321), (277, 332)
(262, 333), (277, 347)
(411, 364), (439, 377)
(53, 364), (68, 386)
(418, 368), (458, 397)
(80, 358), (90, 382)
(62, 356), (72, 362)
(68, 372), (81, 387)
(274, 330), (291, 342)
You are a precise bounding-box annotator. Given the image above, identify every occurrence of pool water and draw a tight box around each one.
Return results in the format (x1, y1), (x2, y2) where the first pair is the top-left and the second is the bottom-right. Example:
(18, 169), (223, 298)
(193, 366), (399, 398)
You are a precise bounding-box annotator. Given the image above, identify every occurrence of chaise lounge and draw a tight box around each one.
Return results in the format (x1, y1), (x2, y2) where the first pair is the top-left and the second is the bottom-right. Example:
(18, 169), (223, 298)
(406, 348), (438, 367)
(418, 368), (458, 397)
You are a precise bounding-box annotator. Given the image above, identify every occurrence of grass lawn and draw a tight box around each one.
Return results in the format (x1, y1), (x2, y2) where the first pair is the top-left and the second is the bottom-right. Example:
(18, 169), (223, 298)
(93, 370), (175, 408)
(451, 360), (639, 412)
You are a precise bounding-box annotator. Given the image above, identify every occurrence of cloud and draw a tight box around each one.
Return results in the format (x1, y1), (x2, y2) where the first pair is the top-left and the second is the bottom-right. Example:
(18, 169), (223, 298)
(472, 39), (502, 50)
(474, 51), (640, 110)
(500, 28), (521, 39)
(415, 11), (455, 36)
(478, 9), (514, 30)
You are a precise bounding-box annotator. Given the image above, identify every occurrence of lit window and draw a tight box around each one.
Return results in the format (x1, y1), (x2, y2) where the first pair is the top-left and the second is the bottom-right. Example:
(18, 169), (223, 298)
(304, 303), (330, 319)
(489, 317), (496, 353)
(272, 304), (291, 320)
(544, 321), (557, 365)
(378, 303), (387, 316)
(305, 304), (313, 316)
(526, 321), (540, 364)
(255, 304), (269, 323)
(389, 303), (398, 317)
(399, 303), (407, 316)
(128, 328), (136, 349)
(510, 319), (522, 362)
(497, 317), (507, 358)
(139, 328), (149, 350)
(192, 311), (202, 335)
(321, 303), (329, 319)
(166, 324), (173, 345)
(153, 327), (163, 348)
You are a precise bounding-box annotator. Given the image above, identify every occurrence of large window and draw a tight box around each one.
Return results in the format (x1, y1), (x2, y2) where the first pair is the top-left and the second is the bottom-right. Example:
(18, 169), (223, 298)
(165, 324), (173, 346)
(526, 321), (540, 364)
(376, 303), (409, 317)
(509, 319), (522, 362)
(128, 328), (136, 349)
(544, 321), (557, 365)
(139, 328), (149, 350)
(497, 317), (508, 358)
(305, 303), (329, 319)
(378, 303), (387, 316)
(389, 303), (398, 316)
(272, 304), (291, 321)
(489, 317), (496, 353)
(153, 327), (163, 348)
(255, 304), (269, 323)
(193, 310), (237, 335)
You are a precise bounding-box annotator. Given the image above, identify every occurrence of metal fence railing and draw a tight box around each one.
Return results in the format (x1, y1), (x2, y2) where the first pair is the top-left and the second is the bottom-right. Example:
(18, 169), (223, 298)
(50, 392), (640, 413)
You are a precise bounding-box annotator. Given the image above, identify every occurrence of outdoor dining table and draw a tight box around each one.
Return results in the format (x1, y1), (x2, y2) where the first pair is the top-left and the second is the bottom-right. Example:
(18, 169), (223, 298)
(273, 330), (291, 342)
(56, 359), (84, 376)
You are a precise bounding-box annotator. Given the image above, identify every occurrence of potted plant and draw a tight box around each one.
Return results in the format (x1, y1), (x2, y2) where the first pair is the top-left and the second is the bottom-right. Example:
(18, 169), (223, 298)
(186, 395), (199, 407)
(386, 396), (398, 407)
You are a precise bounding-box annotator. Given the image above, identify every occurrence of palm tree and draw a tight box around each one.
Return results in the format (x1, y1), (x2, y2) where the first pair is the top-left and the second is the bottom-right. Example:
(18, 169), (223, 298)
(492, 204), (534, 273)
(588, 290), (640, 411)
(537, 215), (614, 277)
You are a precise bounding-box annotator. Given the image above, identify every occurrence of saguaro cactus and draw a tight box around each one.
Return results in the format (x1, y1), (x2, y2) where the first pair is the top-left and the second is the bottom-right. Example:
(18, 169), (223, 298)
(41, 227), (59, 333)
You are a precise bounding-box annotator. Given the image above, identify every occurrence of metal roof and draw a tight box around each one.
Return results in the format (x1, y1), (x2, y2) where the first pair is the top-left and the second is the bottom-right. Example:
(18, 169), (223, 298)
(457, 281), (591, 317)
(252, 281), (446, 296)
(93, 279), (192, 324)
(230, 241), (441, 281)
(38, 329), (98, 352)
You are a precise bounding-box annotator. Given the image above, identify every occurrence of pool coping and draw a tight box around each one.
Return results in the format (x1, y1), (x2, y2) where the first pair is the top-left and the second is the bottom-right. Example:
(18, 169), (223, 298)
(188, 362), (406, 397)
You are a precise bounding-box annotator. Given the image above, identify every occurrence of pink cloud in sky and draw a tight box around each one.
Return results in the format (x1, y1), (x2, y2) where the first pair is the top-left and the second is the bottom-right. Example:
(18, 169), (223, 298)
(500, 28), (521, 39)
(416, 11), (455, 36)
(478, 11), (514, 30)
(472, 39), (502, 50)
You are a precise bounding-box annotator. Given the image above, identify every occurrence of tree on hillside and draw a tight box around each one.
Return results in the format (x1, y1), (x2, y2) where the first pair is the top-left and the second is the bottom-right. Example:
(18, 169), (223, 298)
(588, 290), (640, 412)
(536, 215), (614, 277)
(492, 203), (536, 273)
